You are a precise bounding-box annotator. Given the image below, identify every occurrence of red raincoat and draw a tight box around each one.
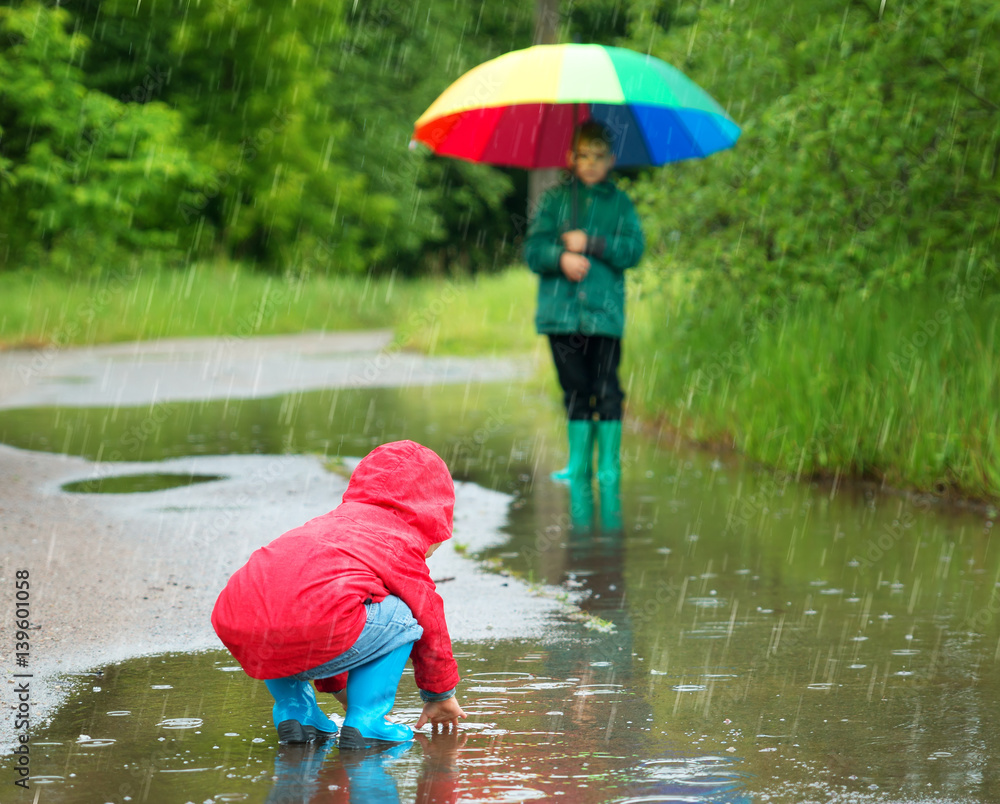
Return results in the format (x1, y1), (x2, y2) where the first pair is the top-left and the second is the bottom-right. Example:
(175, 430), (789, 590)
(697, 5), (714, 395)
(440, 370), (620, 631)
(211, 441), (459, 695)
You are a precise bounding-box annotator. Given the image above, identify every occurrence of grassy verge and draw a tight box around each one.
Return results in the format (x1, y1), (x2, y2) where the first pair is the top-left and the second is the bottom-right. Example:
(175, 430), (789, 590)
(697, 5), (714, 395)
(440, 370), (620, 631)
(2, 260), (997, 502)
(626, 277), (1000, 503)
(0, 260), (539, 355)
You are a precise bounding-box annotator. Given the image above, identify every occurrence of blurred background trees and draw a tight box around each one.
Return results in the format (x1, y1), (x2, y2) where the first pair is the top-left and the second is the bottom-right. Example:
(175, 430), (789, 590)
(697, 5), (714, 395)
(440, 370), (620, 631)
(1, 0), (997, 296)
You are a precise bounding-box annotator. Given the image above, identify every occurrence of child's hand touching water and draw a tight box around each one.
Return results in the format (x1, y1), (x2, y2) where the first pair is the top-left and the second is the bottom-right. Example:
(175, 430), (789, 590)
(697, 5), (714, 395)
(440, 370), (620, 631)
(416, 696), (468, 732)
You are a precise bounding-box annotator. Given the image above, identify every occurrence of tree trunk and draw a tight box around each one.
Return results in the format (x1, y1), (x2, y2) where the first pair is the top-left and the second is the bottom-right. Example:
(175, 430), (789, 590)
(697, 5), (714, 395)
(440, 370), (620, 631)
(528, 0), (561, 218)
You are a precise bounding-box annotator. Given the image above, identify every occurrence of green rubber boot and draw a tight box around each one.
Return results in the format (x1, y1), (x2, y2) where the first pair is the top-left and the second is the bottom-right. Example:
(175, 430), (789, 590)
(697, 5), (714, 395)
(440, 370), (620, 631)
(598, 473), (623, 533)
(595, 420), (622, 486)
(568, 477), (595, 532)
(596, 420), (622, 531)
(551, 420), (594, 484)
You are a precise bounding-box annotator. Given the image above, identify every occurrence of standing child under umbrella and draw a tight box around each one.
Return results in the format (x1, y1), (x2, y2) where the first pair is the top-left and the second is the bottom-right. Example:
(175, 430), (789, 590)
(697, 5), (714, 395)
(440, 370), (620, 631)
(413, 43), (740, 515)
(524, 120), (644, 497)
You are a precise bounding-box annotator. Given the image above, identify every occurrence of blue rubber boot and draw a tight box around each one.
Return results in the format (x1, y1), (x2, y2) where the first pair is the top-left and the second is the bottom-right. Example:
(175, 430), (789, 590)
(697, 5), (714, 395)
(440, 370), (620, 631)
(596, 420), (623, 532)
(551, 420), (594, 484)
(340, 742), (412, 802)
(338, 642), (415, 750)
(267, 741), (337, 802)
(264, 678), (339, 744)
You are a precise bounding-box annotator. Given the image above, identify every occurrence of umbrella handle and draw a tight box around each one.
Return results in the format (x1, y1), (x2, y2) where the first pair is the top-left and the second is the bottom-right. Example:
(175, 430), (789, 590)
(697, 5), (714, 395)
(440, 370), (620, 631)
(572, 177), (578, 230)
(571, 102), (580, 230)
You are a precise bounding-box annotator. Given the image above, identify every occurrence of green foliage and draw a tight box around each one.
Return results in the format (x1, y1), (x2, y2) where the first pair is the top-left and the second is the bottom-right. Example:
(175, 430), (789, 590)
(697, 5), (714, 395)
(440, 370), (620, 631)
(629, 0), (1000, 301)
(398, 269), (538, 356)
(0, 4), (203, 271)
(565, 0), (634, 42)
(0, 261), (538, 355)
(8, 0), (996, 283)
(616, 0), (1000, 502)
(1, 0), (550, 274)
(625, 271), (1000, 501)
(69, 0), (378, 270)
(312, 1), (528, 276)
(0, 260), (400, 345)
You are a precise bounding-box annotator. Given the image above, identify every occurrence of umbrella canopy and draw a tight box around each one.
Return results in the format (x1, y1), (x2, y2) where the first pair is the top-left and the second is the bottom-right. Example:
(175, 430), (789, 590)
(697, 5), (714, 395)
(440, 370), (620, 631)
(413, 43), (740, 169)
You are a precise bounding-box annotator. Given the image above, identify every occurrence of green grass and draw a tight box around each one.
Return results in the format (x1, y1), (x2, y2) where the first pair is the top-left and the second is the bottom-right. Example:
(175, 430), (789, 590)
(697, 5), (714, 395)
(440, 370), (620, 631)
(3, 260), (997, 501)
(625, 279), (1000, 502)
(386, 268), (538, 357)
(0, 259), (539, 356)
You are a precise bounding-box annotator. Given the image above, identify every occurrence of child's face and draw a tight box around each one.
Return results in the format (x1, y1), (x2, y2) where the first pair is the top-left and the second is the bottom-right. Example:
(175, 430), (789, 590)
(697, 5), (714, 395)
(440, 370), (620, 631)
(567, 139), (615, 186)
(425, 542), (442, 559)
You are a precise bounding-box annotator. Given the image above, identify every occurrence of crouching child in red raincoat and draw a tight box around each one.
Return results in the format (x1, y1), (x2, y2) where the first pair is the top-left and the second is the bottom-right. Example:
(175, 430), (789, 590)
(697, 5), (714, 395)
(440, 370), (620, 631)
(211, 440), (467, 748)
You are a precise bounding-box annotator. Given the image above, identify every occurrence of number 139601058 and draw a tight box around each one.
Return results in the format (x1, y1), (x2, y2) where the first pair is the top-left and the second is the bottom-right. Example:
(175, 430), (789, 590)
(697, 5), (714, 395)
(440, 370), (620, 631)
(14, 570), (30, 667)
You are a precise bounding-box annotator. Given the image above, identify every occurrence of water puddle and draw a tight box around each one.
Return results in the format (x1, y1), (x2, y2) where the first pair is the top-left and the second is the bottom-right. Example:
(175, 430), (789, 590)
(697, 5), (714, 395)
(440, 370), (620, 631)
(0, 384), (547, 494)
(3, 646), (755, 803)
(61, 472), (225, 494)
(1, 380), (998, 801)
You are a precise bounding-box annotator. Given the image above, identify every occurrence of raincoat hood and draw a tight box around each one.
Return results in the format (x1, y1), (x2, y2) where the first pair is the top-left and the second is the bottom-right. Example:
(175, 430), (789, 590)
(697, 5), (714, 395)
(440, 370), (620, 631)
(212, 440), (460, 690)
(341, 440), (454, 550)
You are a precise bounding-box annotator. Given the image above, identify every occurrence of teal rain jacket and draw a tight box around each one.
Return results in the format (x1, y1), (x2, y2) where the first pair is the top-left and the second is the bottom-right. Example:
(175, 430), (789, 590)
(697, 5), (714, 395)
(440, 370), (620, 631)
(524, 177), (644, 338)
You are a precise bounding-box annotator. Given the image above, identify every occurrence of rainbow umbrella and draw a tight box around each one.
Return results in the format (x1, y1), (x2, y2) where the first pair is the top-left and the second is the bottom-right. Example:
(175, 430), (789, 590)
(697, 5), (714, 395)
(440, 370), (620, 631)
(412, 43), (740, 168)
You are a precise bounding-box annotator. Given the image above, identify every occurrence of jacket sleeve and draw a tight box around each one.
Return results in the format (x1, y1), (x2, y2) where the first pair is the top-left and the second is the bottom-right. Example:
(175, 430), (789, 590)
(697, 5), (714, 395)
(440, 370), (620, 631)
(382, 544), (460, 695)
(587, 192), (645, 272)
(523, 187), (565, 276)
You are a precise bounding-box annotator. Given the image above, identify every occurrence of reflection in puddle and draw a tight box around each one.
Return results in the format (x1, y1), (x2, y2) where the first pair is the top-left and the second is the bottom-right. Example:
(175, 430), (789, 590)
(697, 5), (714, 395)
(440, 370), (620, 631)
(61, 472), (225, 494)
(3, 382), (1000, 801)
(9, 647), (751, 803)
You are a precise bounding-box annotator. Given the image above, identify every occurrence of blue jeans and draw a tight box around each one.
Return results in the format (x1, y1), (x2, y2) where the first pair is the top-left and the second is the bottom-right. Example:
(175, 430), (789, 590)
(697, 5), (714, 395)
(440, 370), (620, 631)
(288, 595), (422, 683)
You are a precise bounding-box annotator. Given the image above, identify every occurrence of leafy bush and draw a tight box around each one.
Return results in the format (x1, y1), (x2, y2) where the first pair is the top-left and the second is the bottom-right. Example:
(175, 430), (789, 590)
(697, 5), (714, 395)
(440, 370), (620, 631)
(628, 0), (1000, 301)
(0, 3), (203, 271)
